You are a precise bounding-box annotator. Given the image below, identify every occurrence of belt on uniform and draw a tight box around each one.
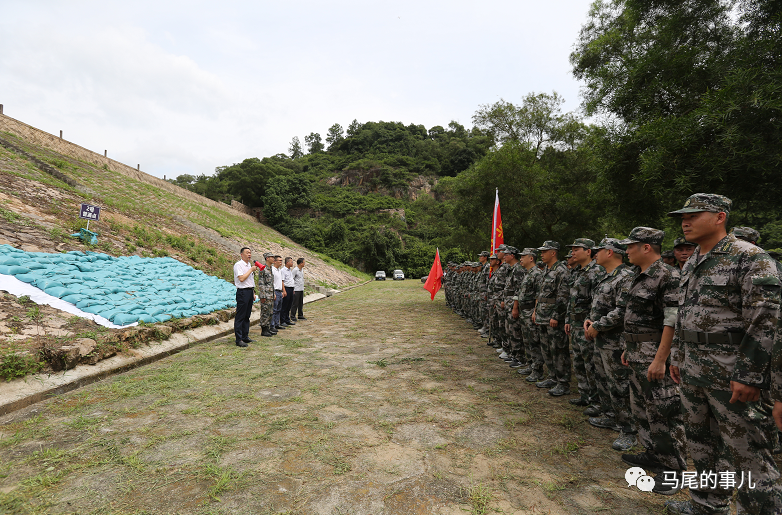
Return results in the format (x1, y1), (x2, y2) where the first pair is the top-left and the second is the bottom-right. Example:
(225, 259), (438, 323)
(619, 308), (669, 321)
(572, 313), (587, 322)
(623, 331), (662, 343)
(518, 302), (535, 310)
(237, 287), (254, 291)
(538, 297), (556, 304)
(680, 330), (744, 345)
(274, 289), (282, 292)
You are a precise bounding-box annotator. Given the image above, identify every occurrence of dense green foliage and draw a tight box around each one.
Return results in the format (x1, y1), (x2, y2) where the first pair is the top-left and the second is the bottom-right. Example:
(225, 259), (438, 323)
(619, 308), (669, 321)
(171, 0), (781, 274)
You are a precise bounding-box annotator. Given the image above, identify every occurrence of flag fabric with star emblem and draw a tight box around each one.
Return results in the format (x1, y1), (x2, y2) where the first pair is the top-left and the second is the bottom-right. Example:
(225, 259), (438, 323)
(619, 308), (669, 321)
(491, 188), (504, 252)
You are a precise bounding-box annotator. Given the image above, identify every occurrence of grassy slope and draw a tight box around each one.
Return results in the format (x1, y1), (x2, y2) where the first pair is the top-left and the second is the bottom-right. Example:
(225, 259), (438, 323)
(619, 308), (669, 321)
(0, 130), (369, 287)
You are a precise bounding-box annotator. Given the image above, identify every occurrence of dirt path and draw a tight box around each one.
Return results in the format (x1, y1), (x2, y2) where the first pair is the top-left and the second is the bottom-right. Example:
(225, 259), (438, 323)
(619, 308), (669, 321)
(0, 281), (676, 514)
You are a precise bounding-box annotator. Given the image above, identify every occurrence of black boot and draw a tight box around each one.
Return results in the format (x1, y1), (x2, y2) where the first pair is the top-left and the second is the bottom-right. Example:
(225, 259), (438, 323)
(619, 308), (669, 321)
(261, 327), (273, 337)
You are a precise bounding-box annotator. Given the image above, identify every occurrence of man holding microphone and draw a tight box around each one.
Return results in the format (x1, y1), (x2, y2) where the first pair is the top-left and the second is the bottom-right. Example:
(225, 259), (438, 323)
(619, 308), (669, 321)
(233, 247), (257, 347)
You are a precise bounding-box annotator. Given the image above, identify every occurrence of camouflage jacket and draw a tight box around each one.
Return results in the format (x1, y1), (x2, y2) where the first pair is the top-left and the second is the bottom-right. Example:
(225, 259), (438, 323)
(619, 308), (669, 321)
(487, 264), (509, 309)
(534, 260), (570, 324)
(503, 262), (526, 306)
(259, 266), (275, 299)
(513, 265), (542, 308)
(565, 259), (605, 326)
(479, 263), (491, 299)
(589, 263), (635, 334)
(673, 234), (780, 391)
(622, 259), (680, 363)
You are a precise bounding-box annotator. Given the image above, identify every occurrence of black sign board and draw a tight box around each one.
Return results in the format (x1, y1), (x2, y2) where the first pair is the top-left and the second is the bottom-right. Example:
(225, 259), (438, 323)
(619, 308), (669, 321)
(79, 203), (100, 221)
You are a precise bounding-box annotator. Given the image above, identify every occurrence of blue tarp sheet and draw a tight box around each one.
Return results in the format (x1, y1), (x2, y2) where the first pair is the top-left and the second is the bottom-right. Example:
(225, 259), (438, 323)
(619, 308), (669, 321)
(0, 245), (237, 325)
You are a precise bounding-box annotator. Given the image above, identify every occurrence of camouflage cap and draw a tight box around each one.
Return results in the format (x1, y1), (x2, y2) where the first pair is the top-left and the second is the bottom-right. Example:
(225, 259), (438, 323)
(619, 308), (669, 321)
(673, 237), (696, 248)
(661, 250), (675, 258)
(593, 237), (627, 255)
(518, 248), (538, 257)
(478, 250), (490, 257)
(732, 226), (760, 244)
(565, 252), (573, 258)
(495, 244), (508, 253)
(489, 254), (498, 260)
(668, 193), (732, 216)
(263, 252), (274, 259)
(537, 240), (560, 251)
(504, 245), (519, 255)
(619, 227), (665, 246)
(565, 238), (595, 249)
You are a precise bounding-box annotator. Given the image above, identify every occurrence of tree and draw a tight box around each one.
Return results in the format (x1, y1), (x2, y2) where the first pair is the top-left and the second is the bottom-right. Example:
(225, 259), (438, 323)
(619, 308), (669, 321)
(346, 119), (361, 137)
(472, 92), (581, 160)
(326, 123), (344, 151)
(570, 0), (782, 232)
(304, 132), (324, 154)
(289, 137), (303, 159)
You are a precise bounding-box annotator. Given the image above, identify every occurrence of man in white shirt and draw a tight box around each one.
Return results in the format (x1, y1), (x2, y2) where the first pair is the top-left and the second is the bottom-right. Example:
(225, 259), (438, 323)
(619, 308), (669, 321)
(281, 257), (296, 326)
(290, 258), (306, 321)
(272, 255), (285, 330)
(233, 247), (257, 347)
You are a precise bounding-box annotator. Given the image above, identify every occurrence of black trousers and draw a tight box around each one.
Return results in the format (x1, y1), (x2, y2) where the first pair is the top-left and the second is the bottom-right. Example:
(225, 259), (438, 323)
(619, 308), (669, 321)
(281, 286), (294, 323)
(234, 288), (254, 341)
(290, 290), (304, 319)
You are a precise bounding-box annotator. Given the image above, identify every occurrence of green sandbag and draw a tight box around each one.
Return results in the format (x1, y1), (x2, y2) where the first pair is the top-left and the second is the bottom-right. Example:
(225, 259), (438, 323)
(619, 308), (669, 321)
(45, 286), (76, 299)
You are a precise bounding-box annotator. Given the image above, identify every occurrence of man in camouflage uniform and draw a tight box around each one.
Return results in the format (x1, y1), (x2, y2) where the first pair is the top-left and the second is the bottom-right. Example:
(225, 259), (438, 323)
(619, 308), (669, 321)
(564, 238), (604, 408)
(617, 227), (687, 496)
(478, 252), (492, 337)
(259, 252), (276, 336)
(585, 238), (638, 451)
(532, 240), (571, 396)
(469, 262), (482, 327)
(484, 254), (501, 347)
(502, 246), (526, 367)
(490, 246), (512, 356)
(662, 250), (677, 267)
(732, 226), (760, 246)
(665, 194), (782, 515)
(514, 248), (543, 379)
(673, 237), (697, 270)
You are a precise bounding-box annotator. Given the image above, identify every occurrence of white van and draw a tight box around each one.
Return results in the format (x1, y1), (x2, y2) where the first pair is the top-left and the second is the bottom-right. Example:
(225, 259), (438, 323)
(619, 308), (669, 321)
(393, 269), (405, 280)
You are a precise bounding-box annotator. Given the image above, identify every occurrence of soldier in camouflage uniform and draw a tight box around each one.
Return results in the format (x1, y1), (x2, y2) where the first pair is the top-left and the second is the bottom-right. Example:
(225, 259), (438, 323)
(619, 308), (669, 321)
(665, 194), (782, 515)
(502, 246), (526, 367)
(617, 227), (687, 495)
(469, 262), (481, 327)
(564, 238), (605, 408)
(585, 238), (638, 451)
(489, 246), (512, 355)
(673, 236), (697, 271)
(513, 248), (543, 378)
(662, 250), (677, 267)
(532, 240), (571, 396)
(259, 252), (276, 335)
(478, 252), (492, 336)
(732, 226), (760, 246)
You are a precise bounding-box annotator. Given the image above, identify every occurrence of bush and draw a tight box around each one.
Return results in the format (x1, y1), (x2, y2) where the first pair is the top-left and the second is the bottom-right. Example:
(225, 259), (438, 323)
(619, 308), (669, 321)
(0, 348), (43, 381)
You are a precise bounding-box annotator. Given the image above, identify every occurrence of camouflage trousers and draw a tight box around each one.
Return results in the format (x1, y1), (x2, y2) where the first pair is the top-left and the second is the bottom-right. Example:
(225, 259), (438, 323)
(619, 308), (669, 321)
(519, 310), (542, 371)
(260, 296), (273, 328)
(570, 324), (599, 403)
(595, 333), (634, 432)
(680, 385), (782, 515)
(538, 323), (571, 386)
(505, 308), (524, 361)
(490, 301), (506, 346)
(628, 361), (687, 471)
(479, 295), (488, 327)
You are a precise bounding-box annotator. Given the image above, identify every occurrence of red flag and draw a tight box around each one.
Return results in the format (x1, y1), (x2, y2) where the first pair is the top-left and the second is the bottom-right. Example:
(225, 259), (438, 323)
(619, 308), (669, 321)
(423, 249), (443, 300)
(491, 188), (504, 252)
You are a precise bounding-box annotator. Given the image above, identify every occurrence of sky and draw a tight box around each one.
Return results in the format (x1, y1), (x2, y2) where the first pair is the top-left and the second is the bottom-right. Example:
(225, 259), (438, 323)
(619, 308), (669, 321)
(1, 0), (595, 179)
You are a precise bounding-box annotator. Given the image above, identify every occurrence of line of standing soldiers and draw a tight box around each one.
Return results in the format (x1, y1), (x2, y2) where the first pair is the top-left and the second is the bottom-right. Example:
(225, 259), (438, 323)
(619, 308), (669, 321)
(442, 193), (782, 515)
